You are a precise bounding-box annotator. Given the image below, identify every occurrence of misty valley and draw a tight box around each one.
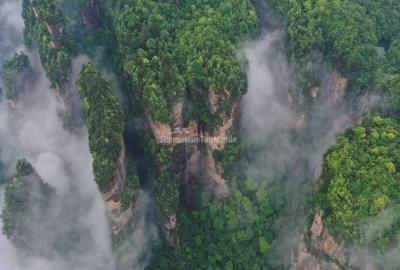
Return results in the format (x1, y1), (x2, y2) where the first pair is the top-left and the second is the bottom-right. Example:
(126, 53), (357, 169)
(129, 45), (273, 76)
(0, 0), (399, 269)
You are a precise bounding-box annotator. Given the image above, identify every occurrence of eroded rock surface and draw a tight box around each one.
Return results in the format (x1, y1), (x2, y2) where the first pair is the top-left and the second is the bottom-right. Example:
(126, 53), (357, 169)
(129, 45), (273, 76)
(294, 211), (350, 270)
(101, 144), (127, 211)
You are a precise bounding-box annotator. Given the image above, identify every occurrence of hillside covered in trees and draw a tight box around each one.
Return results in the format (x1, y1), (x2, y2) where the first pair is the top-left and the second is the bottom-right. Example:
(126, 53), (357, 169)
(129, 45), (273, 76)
(0, 0), (400, 270)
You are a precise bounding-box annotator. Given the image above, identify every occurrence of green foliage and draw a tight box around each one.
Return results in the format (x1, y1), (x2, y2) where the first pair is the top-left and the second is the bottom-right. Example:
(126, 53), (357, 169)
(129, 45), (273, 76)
(113, 0), (258, 128)
(213, 141), (241, 180)
(266, 0), (400, 89)
(155, 171), (179, 218)
(121, 161), (140, 210)
(61, 0), (118, 68)
(139, 131), (179, 219)
(157, 180), (277, 269)
(22, 0), (74, 88)
(1, 53), (32, 100)
(30, 0), (66, 25)
(317, 116), (400, 253)
(0, 162), (6, 185)
(384, 37), (400, 75)
(76, 62), (124, 192)
(1, 160), (53, 241)
(383, 36), (400, 110)
(353, 0), (400, 44)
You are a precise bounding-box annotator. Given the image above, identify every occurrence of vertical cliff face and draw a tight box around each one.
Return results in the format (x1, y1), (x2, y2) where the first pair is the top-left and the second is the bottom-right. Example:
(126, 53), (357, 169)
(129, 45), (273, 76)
(112, 1), (259, 246)
(290, 72), (381, 269)
(101, 143), (126, 210)
(293, 211), (350, 270)
(76, 63), (136, 233)
(151, 96), (240, 197)
(148, 95), (241, 246)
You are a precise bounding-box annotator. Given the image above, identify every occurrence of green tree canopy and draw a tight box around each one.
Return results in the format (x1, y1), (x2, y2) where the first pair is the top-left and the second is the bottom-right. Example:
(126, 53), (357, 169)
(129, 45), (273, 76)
(156, 179), (278, 269)
(76, 62), (124, 192)
(317, 116), (400, 254)
(113, 0), (258, 129)
(22, 0), (74, 88)
(1, 160), (53, 245)
(1, 52), (33, 100)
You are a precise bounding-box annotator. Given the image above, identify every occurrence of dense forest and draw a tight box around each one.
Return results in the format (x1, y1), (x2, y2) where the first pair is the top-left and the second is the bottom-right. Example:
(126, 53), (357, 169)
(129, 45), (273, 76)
(22, 0), (74, 88)
(1, 52), (33, 101)
(318, 116), (400, 252)
(77, 62), (125, 192)
(113, 0), (258, 127)
(1, 160), (54, 249)
(0, 0), (400, 269)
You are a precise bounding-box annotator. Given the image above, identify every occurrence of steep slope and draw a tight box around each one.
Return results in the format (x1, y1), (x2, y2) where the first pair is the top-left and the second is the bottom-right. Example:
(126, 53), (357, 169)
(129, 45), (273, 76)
(303, 116), (400, 269)
(22, 0), (74, 89)
(113, 0), (258, 244)
(1, 159), (54, 250)
(77, 62), (139, 234)
(1, 52), (33, 102)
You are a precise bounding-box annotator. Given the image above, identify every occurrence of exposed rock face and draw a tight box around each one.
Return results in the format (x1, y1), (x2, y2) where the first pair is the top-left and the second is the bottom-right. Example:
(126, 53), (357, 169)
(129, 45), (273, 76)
(150, 119), (173, 143)
(165, 214), (177, 231)
(172, 101), (183, 130)
(209, 89), (219, 113)
(206, 151), (229, 197)
(293, 211), (349, 270)
(295, 235), (324, 270)
(310, 211), (348, 265)
(151, 99), (238, 151)
(100, 143), (133, 236)
(310, 86), (320, 99)
(151, 99), (239, 198)
(149, 94), (240, 242)
(31, 5), (64, 49)
(101, 144), (126, 211)
(164, 213), (179, 246)
(327, 72), (348, 107)
(206, 100), (240, 151)
(112, 204), (134, 236)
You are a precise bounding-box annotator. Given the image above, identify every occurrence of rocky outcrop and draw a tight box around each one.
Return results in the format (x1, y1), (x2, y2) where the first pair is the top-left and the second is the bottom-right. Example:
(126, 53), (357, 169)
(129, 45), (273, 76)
(101, 144), (135, 236)
(163, 213), (178, 246)
(30, 5), (64, 49)
(294, 234), (338, 270)
(150, 98), (239, 199)
(172, 101), (183, 130)
(310, 211), (348, 264)
(206, 100), (240, 151)
(293, 211), (350, 270)
(101, 144), (127, 211)
(112, 203), (134, 236)
(310, 86), (319, 99)
(209, 89), (219, 113)
(149, 95), (240, 244)
(206, 151), (229, 197)
(327, 73), (347, 107)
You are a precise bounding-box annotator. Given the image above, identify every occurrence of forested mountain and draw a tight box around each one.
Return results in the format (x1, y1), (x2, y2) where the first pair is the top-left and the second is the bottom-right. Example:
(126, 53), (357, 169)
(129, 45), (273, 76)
(0, 0), (399, 269)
